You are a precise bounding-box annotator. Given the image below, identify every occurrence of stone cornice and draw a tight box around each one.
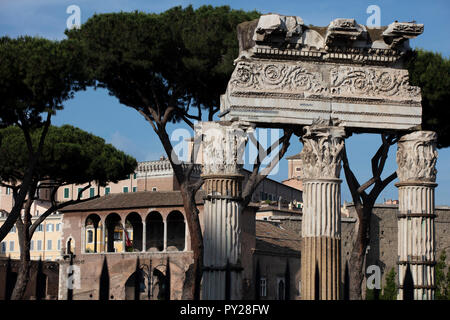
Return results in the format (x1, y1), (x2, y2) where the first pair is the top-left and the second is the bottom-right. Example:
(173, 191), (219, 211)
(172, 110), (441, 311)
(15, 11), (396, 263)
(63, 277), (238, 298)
(239, 14), (424, 66)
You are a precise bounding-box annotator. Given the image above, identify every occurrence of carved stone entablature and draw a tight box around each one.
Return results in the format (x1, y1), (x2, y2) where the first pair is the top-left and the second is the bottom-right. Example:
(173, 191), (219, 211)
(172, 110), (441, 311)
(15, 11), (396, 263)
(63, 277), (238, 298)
(298, 120), (346, 180)
(195, 122), (251, 176)
(229, 61), (328, 96)
(253, 14), (305, 44)
(330, 66), (421, 102)
(325, 18), (367, 45)
(396, 131), (438, 183)
(384, 22), (424, 36)
(238, 14), (424, 66)
(222, 60), (422, 131)
(383, 22), (424, 48)
(228, 61), (421, 103)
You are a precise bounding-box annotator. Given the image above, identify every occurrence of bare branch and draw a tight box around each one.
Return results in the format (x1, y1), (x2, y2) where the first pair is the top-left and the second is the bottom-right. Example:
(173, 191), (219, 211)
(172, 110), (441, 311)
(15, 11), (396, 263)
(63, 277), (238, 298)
(137, 109), (157, 132)
(161, 106), (176, 126)
(342, 145), (365, 205)
(29, 184), (99, 238)
(242, 129), (293, 207)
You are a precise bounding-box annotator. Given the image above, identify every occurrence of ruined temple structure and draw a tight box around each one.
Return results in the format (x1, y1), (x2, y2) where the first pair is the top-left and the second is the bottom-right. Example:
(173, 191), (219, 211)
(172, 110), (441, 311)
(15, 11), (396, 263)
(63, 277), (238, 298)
(56, 14), (438, 300)
(211, 13), (436, 300)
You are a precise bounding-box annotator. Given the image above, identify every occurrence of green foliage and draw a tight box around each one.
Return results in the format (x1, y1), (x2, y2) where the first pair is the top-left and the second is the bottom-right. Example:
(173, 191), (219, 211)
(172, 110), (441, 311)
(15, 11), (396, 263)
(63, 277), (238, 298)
(406, 49), (450, 148)
(365, 287), (377, 300)
(435, 250), (450, 299)
(0, 36), (88, 127)
(380, 268), (397, 300)
(66, 5), (259, 122)
(0, 125), (137, 186)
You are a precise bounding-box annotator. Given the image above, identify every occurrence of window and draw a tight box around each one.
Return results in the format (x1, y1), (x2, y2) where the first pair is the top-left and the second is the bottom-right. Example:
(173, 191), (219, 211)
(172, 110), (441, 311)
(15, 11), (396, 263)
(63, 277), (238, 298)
(132, 187), (137, 193)
(295, 167), (301, 171)
(114, 230), (122, 241)
(37, 240), (42, 251)
(152, 187), (157, 192)
(133, 173), (137, 179)
(123, 187), (129, 193)
(56, 223), (61, 232)
(9, 241), (14, 251)
(46, 224), (54, 232)
(64, 187), (70, 199)
(1, 242), (5, 253)
(77, 187), (84, 198)
(47, 240), (52, 250)
(6, 187), (11, 195)
(87, 230), (93, 243)
(105, 187), (110, 195)
(35, 210), (39, 217)
(260, 278), (267, 297)
(9, 225), (16, 233)
(30, 240), (34, 251)
(90, 187), (95, 198)
(37, 225), (43, 232)
(58, 239), (61, 251)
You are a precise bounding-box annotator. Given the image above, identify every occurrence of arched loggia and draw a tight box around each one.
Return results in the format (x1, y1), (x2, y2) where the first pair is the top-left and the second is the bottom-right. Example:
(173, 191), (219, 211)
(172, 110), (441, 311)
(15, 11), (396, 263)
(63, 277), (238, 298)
(105, 213), (123, 253)
(146, 211), (163, 252)
(125, 212), (143, 252)
(85, 214), (101, 253)
(166, 211), (185, 251)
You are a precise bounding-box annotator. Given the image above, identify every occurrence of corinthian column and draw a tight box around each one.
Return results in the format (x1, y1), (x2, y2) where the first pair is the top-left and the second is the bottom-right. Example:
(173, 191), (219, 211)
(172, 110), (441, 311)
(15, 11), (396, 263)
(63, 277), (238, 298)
(396, 131), (438, 300)
(298, 122), (346, 300)
(196, 121), (249, 300)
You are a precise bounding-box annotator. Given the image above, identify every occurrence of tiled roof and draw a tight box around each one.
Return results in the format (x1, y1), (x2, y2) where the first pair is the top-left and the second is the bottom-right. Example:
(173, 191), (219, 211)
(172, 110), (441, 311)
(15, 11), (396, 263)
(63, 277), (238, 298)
(285, 153), (302, 160)
(255, 221), (301, 256)
(60, 190), (205, 212)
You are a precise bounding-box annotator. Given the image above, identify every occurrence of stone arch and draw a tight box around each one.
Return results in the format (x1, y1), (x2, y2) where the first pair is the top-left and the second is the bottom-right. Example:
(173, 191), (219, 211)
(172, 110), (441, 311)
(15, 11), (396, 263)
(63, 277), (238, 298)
(166, 211), (185, 251)
(85, 214), (101, 253)
(145, 211), (163, 252)
(124, 270), (146, 300)
(125, 212), (143, 252)
(105, 213), (123, 253)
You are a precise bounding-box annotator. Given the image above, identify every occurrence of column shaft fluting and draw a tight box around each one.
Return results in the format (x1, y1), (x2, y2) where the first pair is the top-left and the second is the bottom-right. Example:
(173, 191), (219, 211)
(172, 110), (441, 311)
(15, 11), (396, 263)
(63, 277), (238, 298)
(301, 179), (341, 300)
(298, 122), (346, 300)
(196, 122), (249, 300)
(396, 131), (438, 300)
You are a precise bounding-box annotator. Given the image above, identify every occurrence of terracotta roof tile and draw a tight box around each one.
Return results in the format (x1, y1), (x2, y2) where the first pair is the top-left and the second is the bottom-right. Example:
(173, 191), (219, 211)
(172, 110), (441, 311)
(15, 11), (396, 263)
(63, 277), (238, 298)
(286, 153), (302, 160)
(60, 190), (205, 212)
(255, 221), (301, 255)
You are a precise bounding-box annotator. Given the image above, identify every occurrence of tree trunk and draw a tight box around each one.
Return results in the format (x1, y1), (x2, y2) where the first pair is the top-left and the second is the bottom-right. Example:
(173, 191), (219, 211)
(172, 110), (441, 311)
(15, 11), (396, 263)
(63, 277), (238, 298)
(348, 204), (372, 300)
(11, 237), (31, 300)
(180, 183), (203, 300)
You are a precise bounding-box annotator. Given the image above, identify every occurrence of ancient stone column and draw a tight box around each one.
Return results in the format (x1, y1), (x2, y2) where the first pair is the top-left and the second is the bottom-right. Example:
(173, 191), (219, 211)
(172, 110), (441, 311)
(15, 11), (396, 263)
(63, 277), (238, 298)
(142, 221), (146, 252)
(396, 131), (438, 300)
(298, 122), (346, 300)
(196, 121), (248, 300)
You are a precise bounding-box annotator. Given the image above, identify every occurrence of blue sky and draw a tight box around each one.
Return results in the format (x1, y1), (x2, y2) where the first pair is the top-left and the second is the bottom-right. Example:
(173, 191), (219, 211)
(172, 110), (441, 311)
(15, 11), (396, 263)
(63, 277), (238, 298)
(1, 0), (449, 205)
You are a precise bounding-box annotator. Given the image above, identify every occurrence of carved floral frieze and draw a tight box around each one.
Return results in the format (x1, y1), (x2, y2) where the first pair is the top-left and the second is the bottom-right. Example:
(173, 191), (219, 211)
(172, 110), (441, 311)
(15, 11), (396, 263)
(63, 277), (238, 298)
(330, 66), (421, 101)
(229, 61), (421, 103)
(230, 62), (328, 95)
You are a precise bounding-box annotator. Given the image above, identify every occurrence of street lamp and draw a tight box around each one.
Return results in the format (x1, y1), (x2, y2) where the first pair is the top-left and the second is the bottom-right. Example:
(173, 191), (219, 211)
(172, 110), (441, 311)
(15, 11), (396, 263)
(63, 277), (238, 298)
(139, 261), (152, 300)
(139, 260), (167, 300)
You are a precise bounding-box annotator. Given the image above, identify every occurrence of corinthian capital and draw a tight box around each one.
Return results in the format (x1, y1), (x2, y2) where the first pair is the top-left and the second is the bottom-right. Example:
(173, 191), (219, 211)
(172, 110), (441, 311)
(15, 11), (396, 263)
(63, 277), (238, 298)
(396, 131), (438, 183)
(299, 120), (346, 180)
(195, 121), (250, 176)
